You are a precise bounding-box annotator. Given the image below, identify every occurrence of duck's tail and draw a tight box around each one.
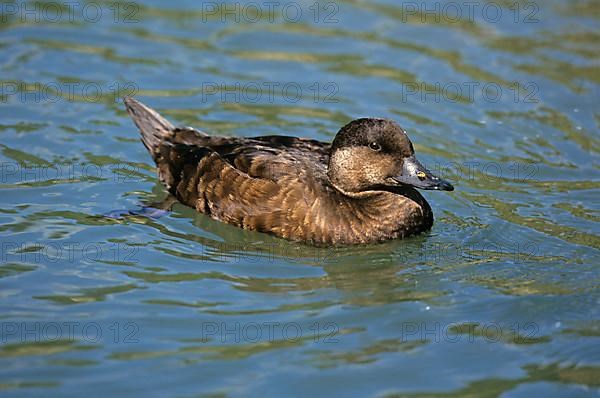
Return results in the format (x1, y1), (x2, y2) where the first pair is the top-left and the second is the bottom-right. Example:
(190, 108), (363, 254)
(123, 96), (177, 156)
(124, 97), (211, 194)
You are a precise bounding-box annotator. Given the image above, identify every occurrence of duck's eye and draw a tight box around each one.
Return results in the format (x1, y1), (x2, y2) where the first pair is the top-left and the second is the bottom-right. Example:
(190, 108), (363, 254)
(369, 142), (381, 151)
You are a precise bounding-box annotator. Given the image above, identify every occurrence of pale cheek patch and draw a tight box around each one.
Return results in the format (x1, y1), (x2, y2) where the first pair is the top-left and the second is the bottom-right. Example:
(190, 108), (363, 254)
(362, 160), (389, 182)
(330, 148), (394, 185)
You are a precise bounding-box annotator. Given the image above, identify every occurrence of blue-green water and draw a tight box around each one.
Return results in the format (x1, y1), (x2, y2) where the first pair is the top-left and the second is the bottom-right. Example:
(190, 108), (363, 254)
(1, 0), (599, 396)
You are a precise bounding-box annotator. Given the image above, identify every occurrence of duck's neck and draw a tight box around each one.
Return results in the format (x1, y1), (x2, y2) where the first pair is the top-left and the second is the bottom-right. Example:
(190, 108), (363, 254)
(323, 185), (434, 244)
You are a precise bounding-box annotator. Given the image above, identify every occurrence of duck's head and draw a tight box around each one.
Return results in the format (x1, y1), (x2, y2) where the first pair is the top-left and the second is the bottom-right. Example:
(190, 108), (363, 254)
(327, 118), (454, 195)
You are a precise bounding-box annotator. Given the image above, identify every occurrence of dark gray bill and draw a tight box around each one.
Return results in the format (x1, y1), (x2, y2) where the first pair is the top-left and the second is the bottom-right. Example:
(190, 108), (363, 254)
(392, 155), (454, 191)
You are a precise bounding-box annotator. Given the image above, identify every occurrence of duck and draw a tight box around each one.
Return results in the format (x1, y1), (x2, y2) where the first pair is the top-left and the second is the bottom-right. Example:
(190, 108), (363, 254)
(124, 97), (453, 246)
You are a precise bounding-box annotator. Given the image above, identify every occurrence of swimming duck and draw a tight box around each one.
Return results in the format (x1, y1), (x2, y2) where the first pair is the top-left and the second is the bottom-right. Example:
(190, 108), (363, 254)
(124, 97), (453, 245)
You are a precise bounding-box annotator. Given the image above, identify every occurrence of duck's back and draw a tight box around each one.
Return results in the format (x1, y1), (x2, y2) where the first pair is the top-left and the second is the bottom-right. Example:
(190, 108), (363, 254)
(173, 135), (332, 230)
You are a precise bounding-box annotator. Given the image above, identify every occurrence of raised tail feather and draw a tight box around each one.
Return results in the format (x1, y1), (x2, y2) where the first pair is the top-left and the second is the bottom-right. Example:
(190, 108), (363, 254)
(124, 97), (210, 194)
(123, 96), (176, 156)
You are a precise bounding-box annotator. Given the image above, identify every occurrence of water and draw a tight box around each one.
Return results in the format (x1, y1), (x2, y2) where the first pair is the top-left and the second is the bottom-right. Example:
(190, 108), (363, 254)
(1, 0), (599, 396)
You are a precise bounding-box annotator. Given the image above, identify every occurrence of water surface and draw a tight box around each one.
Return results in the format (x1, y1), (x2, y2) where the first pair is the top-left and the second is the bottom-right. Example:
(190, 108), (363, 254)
(1, 0), (599, 396)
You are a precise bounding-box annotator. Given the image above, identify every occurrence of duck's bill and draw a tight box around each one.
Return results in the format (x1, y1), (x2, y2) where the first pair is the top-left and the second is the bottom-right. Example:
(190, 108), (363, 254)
(392, 155), (454, 191)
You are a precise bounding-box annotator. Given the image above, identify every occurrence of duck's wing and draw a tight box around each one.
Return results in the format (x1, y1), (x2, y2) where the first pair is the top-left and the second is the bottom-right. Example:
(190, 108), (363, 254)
(207, 136), (329, 181)
(125, 97), (329, 230)
(167, 131), (331, 160)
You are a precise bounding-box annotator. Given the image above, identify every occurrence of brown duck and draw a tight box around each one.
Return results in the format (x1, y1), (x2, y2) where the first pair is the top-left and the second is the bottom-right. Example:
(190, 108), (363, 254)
(124, 97), (453, 246)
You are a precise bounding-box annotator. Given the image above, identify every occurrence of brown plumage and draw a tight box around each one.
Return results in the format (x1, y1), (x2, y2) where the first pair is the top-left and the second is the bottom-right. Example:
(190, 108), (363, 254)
(124, 97), (453, 246)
